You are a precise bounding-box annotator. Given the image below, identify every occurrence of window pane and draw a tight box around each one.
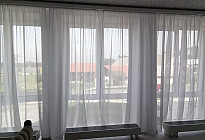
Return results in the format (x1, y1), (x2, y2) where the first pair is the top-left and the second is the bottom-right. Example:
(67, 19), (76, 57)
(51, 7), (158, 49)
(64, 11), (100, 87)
(69, 28), (96, 95)
(104, 28), (128, 95)
(103, 28), (128, 124)
(68, 28), (99, 126)
(13, 26), (42, 93)
(12, 25), (42, 128)
(157, 29), (200, 121)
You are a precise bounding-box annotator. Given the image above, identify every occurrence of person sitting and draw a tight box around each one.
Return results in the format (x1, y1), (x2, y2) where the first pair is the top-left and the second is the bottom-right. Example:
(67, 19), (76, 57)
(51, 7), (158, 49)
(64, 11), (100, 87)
(12, 120), (33, 140)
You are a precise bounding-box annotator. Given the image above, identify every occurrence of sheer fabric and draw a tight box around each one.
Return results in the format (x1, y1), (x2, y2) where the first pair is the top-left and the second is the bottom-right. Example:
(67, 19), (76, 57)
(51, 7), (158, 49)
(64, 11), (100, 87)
(5, 4), (205, 140)
(157, 14), (205, 128)
(41, 9), (70, 140)
(41, 9), (157, 139)
(67, 11), (130, 127)
(0, 5), (44, 131)
(125, 14), (157, 133)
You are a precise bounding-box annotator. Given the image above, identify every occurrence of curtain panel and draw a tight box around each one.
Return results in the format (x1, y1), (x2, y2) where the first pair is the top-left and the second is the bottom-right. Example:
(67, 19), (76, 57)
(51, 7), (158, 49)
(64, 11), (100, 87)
(125, 14), (157, 133)
(0, 5), (158, 140)
(157, 14), (205, 129)
(42, 9), (157, 139)
(0, 5), (44, 131)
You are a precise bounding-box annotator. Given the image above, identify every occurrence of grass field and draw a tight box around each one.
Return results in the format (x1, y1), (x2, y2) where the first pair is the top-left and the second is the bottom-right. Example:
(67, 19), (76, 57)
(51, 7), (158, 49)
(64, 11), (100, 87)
(0, 74), (42, 93)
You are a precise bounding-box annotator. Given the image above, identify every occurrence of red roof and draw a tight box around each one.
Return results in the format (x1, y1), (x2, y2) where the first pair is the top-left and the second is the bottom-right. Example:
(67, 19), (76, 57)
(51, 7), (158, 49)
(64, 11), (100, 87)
(70, 63), (96, 72)
(70, 63), (128, 77)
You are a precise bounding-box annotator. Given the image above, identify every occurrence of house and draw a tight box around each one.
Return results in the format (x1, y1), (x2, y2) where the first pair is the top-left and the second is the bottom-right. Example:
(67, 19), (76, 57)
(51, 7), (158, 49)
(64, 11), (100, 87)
(70, 63), (96, 82)
(104, 56), (128, 85)
(70, 63), (110, 83)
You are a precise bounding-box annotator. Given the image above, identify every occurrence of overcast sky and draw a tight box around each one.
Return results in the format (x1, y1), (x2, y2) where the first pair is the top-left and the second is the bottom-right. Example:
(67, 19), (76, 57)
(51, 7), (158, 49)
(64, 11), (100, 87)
(10, 26), (198, 64)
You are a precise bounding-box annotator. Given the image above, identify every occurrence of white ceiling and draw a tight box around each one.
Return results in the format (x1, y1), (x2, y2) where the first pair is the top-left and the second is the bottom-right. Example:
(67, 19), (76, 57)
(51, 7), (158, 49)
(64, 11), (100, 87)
(46, 0), (205, 10)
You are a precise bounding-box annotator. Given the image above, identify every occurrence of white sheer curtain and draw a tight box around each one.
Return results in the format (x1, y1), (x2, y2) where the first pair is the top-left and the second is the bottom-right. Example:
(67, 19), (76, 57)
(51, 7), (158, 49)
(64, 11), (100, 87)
(41, 8), (157, 139)
(41, 9), (70, 140)
(157, 14), (205, 128)
(2, 4), (205, 139)
(67, 11), (130, 127)
(0, 5), (158, 140)
(125, 14), (157, 133)
(0, 5), (44, 131)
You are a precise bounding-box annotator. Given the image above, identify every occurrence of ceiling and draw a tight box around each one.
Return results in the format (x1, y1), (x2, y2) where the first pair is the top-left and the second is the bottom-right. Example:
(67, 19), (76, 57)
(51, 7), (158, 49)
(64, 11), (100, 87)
(45, 0), (205, 10)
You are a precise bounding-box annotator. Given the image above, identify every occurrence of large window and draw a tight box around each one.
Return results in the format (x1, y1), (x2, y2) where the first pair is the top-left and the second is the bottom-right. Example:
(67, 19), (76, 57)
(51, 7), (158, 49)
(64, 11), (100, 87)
(104, 28), (128, 99)
(69, 28), (96, 97)
(67, 27), (129, 126)
(69, 28), (128, 97)
(0, 25), (42, 130)
(13, 26), (42, 94)
(157, 29), (201, 121)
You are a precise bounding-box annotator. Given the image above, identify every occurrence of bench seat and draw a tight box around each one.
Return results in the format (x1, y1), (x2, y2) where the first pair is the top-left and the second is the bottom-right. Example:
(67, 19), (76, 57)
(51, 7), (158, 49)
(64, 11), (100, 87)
(65, 124), (141, 140)
(163, 120), (205, 137)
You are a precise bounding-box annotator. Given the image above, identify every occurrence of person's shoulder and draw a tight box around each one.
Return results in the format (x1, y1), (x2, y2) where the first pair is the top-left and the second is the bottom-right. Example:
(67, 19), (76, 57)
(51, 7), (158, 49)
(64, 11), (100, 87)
(22, 125), (33, 131)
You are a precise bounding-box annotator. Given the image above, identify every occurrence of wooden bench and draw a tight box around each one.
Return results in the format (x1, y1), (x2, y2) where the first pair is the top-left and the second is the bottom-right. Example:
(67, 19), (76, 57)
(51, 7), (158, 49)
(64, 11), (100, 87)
(163, 120), (205, 137)
(0, 130), (40, 140)
(65, 124), (141, 140)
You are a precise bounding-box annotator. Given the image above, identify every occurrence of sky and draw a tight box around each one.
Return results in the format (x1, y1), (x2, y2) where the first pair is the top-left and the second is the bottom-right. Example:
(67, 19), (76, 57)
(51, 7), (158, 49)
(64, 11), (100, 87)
(70, 28), (129, 63)
(10, 27), (129, 64)
(13, 26), (42, 63)
(3, 26), (199, 64)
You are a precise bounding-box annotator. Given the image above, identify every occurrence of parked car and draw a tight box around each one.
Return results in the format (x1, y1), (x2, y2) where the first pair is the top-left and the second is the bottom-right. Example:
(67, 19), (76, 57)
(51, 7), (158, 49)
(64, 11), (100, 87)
(157, 84), (161, 92)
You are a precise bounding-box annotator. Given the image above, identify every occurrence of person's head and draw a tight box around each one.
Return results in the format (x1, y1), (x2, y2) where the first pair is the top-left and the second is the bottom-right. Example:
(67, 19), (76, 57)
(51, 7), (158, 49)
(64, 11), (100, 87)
(24, 120), (32, 127)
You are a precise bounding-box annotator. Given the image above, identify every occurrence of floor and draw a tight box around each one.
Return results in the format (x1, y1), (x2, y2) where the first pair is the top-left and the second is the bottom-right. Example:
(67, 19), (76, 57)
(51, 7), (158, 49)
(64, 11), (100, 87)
(88, 131), (205, 140)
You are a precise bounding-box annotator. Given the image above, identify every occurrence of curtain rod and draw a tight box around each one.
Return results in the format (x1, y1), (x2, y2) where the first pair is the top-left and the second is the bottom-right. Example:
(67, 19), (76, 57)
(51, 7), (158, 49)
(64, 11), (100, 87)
(1, 0), (205, 16)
